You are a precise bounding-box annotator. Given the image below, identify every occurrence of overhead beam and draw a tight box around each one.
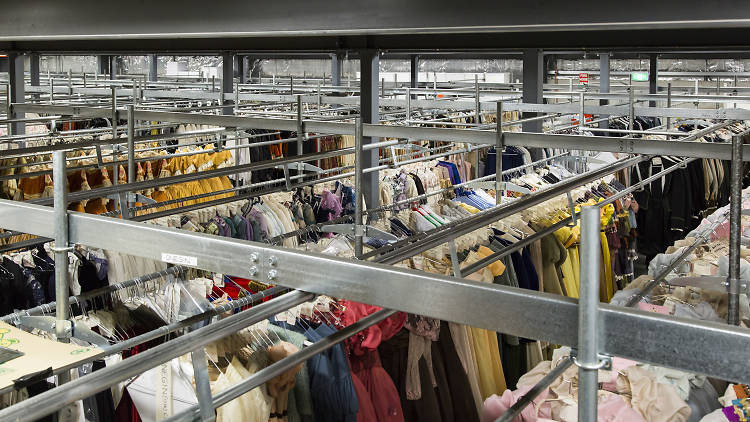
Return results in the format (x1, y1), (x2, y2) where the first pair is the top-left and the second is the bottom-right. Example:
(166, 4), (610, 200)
(2, 1), (750, 41)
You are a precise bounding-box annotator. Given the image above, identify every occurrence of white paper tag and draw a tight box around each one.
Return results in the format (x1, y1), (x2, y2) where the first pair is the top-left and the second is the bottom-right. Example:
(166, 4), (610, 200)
(213, 273), (225, 288)
(652, 157), (662, 166)
(161, 253), (198, 267)
(155, 363), (173, 421)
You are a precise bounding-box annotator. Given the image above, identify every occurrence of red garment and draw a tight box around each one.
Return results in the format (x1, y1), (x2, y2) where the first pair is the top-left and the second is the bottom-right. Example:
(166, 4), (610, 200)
(352, 372), (378, 422)
(351, 351), (404, 422)
(337, 300), (406, 356)
(214, 277), (274, 304)
(339, 300), (406, 422)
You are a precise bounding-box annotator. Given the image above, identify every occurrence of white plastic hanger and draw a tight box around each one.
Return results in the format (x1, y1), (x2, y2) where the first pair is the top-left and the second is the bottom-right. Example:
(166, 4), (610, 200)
(466, 180), (531, 195)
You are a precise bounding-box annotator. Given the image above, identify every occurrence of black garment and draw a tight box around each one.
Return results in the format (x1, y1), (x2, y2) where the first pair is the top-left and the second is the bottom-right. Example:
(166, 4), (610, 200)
(379, 327), (480, 422)
(80, 360), (116, 421)
(687, 160), (706, 227)
(632, 157), (694, 257)
(26, 380), (56, 422)
(3, 257), (27, 311)
(409, 173), (427, 204)
(436, 321), (480, 422)
(499, 338), (527, 391)
(77, 256), (109, 313)
(380, 329), (443, 422)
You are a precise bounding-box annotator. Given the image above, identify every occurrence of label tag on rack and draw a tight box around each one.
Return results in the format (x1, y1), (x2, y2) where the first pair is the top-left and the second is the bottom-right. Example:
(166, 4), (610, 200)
(161, 253), (198, 267)
(155, 362), (173, 420)
(213, 273), (225, 288)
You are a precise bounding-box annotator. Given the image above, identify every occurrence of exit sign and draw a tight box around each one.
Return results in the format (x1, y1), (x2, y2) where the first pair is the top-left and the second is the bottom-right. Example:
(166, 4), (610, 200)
(631, 72), (649, 82)
(578, 73), (589, 85)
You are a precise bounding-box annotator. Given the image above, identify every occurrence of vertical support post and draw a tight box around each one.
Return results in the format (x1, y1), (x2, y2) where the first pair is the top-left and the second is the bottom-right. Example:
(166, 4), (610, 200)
(410, 55), (419, 96)
(579, 91), (585, 134)
(296, 94), (304, 166)
(316, 82), (321, 114)
(67, 69), (73, 95)
(148, 54), (157, 82)
(30, 53), (40, 87)
(569, 78), (574, 103)
(249, 57), (261, 84)
(496, 101), (504, 204)
(666, 82), (672, 134)
(649, 54), (658, 108)
(290, 75), (294, 96)
(127, 105), (135, 184)
(717, 77), (722, 109)
(97, 56), (108, 77)
(449, 240), (462, 278)
(109, 56), (117, 80)
(381, 77), (385, 99)
(234, 82), (240, 114)
(7, 53), (25, 136)
(475, 75), (482, 178)
(359, 49), (380, 217)
(49, 77), (54, 103)
(628, 88), (635, 132)
(728, 135), (743, 325)
(222, 52), (233, 115)
(331, 53), (343, 87)
(191, 348), (216, 422)
(52, 151), (71, 343)
(406, 87), (411, 121)
(111, 85), (119, 214)
(522, 48), (544, 133)
(599, 52), (610, 130)
(354, 117), (364, 259)
(474, 74), (482, 124)
(578, 206), (602, 421)
(237, 55), (245, 85)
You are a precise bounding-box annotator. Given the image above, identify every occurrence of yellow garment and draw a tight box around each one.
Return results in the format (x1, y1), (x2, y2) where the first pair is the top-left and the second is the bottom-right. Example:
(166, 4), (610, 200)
(558, 250), (578, 298)
(458, 252), (507, 397)
(569, 246), (580, 293)
(601, 232), (614, 300)
(599, 202), (616, 300)
(458, 203), (481, 214)
(477, 245), (506, 276)
(553, 225), (579, 298)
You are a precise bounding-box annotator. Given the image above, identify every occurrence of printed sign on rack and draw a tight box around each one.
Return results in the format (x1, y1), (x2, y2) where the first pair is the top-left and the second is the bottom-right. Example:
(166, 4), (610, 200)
(578, 72), (589, 85)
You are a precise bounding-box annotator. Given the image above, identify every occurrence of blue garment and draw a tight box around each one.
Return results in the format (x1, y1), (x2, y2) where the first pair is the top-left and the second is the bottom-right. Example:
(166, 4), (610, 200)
(305, 324), (359, 422)
(437, 161), (462, 184)
(491, 232), (540, 292)
(465, 192), (494, 210)
(335, 182), (356, 215)
(484, 147), (526, 178)
(454, 195), (486, 211)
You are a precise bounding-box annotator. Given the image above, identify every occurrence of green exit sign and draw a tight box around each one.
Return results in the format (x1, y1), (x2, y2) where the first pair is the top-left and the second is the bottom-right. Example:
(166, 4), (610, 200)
(631, 72), (649, 82)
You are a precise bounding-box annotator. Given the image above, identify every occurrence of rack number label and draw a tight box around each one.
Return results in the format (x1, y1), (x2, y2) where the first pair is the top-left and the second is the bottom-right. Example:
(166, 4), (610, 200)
(161, 253), (198, 267)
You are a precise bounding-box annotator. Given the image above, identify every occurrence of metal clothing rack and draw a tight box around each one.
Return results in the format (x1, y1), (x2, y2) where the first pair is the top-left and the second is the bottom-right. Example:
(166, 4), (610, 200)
(0, 90), (749, 421)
